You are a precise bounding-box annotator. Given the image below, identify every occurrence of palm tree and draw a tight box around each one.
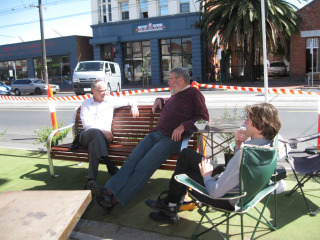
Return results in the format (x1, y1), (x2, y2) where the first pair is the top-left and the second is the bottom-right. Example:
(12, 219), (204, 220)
(196, 0), (302, 82)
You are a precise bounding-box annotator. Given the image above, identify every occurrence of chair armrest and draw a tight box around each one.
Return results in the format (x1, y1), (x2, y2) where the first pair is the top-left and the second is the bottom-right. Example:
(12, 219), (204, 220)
(279, 132), (320, 149)
(175, 174), (246, 201)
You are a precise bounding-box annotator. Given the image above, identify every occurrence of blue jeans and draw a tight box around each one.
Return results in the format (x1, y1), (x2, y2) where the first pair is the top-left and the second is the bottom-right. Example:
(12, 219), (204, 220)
(105, 131), (182, 206)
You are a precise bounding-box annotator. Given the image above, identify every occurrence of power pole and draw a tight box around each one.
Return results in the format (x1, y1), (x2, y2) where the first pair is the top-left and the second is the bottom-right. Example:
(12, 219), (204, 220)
(38, 0), (49, 84)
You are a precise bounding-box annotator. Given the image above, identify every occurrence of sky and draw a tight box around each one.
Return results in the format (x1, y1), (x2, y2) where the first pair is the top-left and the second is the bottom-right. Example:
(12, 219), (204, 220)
(0, 0), (311, 47)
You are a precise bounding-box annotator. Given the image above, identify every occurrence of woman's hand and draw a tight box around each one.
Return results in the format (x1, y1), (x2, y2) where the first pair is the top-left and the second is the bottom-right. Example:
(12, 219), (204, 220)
(199, 157), (213, 177)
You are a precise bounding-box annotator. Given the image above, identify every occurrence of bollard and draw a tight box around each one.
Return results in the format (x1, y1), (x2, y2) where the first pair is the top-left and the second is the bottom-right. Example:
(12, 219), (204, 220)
(191, 81), (199, 90)
(191, 81), (206, 156)
(47, 85), (58, 131)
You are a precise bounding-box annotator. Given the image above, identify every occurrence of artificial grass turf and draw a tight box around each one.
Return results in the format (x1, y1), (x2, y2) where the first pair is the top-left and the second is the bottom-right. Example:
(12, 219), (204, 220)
(1, 147), (319, 239)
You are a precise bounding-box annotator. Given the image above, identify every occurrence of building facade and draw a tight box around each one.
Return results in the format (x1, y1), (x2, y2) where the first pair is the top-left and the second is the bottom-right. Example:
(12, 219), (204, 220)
(0, 36), (92, 85)
(290, 0), (320, 81)
(90, 0), (204, 86)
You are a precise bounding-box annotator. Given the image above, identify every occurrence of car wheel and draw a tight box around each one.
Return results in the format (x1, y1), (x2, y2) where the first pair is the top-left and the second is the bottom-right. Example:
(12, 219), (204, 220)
(14, 89), (21, 96)
(35, 88), (42, 95)
(116, 83), (121, 92)
(107, 83), (111, 95)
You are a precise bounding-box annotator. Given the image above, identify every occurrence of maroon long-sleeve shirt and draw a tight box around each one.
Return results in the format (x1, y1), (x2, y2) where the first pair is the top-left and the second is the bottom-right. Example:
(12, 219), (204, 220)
(154, 86), (209, 138)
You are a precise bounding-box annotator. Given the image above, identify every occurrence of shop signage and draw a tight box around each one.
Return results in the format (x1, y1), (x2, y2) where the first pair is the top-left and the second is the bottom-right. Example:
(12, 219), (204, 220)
(135, 22), (166, 33)
(0, 41), (54, 58)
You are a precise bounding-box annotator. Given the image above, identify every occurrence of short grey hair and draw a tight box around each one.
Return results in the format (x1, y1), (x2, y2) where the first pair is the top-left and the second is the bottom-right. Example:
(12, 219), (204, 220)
(170, 67), (190, 84)
(91, 80), (103, 90)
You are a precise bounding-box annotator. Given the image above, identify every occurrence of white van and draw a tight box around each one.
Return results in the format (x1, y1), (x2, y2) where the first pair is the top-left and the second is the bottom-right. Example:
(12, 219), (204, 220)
(72, 61), (121, 95)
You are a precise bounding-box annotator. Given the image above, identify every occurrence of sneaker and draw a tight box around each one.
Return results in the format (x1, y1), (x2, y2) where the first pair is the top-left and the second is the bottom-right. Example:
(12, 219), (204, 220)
(86, 180), (112, 208)
(145, 198), (178, 217)
(149, 211), (180, 224)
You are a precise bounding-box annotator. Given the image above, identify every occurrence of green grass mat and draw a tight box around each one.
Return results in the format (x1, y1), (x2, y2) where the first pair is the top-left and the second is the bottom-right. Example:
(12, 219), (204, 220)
(1, 148), (319, 239)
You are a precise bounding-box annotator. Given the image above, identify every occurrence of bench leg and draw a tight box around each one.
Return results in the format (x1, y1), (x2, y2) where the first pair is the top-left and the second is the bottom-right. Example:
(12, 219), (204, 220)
(47, 152), (59, 178)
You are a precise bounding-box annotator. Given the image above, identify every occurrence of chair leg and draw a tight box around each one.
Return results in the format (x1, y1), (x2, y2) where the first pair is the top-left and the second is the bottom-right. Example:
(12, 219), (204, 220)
(192, 202), (228, 240)
(286, 172), (317, 215)
(240, 214), (244, 240)
(286, 175), (311, 196)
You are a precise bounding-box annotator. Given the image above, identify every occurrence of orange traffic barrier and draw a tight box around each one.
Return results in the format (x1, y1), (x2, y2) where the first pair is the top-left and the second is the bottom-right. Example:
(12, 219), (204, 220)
(47, 85), (58, 131)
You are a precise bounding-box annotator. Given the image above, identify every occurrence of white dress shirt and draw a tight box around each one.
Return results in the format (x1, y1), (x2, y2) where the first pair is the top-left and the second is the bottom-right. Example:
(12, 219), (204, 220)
(80, 96), (137, 131)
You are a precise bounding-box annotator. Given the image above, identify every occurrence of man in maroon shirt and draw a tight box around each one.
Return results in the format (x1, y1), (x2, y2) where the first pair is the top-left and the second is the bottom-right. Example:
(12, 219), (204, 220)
(87, 67), (209, 213)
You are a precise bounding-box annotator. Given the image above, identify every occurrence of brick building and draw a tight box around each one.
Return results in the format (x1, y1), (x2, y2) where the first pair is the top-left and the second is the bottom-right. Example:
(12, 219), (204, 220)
(290, 0), (320, 81)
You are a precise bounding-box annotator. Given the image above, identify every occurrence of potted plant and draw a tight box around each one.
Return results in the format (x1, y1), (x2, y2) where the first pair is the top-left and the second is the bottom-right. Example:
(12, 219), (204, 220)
(34, 123), (70, 147)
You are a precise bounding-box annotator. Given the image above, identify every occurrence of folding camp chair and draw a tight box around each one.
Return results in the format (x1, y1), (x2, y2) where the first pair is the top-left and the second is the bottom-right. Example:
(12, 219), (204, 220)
(279, 132), (320, 216)
(175, 142), (279, 240)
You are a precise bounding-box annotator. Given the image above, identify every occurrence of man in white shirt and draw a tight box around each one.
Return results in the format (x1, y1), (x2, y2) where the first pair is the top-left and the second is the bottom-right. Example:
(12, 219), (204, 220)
(80, 80), (139, 182)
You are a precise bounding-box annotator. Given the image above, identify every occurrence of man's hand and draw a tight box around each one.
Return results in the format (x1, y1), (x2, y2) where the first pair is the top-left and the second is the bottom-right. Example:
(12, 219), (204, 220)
(234, 129), (248, 151)
(152, 98), (162, 114)
(130, 105), (139, 118)
(199, 157), (213, 177)
(102, 130), (113, 142)
(171, 124), (184, 142)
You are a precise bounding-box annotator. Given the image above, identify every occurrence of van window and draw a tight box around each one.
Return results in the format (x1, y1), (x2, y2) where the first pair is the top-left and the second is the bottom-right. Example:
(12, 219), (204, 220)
(110, 63), (116, 74)
(105, 63), (109, 72)
(75, 62), (104, 72)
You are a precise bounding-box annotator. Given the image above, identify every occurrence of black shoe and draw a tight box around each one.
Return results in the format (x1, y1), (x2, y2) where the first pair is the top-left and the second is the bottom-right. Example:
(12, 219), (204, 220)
(86, 180), (112, 208)
(108, 165), (119, 176)
(145, 198), (178, 217)
(102, 202), (118, 214)
(149, 211), (180, 224)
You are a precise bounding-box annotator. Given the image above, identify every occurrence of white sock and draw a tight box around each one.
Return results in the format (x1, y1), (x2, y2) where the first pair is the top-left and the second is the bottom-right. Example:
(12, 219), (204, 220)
(168, 202), (177, 207)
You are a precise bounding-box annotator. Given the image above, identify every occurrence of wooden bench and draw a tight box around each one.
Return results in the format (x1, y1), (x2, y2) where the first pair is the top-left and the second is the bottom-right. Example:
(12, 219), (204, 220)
(46, 105), (198, 177)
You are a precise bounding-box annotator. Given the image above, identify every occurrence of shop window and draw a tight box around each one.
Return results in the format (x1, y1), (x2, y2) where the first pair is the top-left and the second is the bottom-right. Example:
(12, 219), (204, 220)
(0, 60), (27, 84)
(122, 41), (151, 84)
(121, 2), (129, 20)
(101, 44), (114, 61)
(160, 37), (192, 83)
(180, 0), (189, 13)
(34, 55), (71, 85)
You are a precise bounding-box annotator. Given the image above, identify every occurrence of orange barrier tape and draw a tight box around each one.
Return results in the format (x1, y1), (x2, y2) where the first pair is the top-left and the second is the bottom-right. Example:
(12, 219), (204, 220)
(0, 84), (319, 102)
(198, 83), (320, 95)
(0, 87), (171, 102)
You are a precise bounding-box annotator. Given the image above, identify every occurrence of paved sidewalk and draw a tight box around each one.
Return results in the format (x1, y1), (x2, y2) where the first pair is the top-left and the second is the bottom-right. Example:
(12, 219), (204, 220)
(70, 219), (187, 240)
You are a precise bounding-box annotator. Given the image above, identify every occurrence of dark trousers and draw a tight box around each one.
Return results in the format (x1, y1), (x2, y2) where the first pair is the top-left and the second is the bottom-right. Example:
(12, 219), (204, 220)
(168, 148), (234, 211)
(80, 128), (109, 180)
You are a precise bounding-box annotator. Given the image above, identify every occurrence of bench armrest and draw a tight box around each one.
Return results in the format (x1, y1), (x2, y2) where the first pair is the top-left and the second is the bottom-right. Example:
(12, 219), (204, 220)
(46, 107), (78, 153)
